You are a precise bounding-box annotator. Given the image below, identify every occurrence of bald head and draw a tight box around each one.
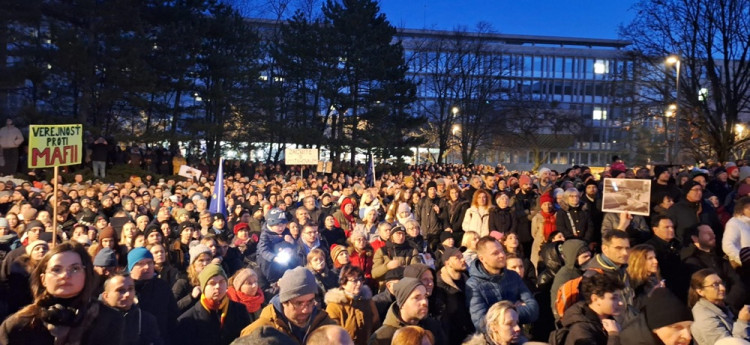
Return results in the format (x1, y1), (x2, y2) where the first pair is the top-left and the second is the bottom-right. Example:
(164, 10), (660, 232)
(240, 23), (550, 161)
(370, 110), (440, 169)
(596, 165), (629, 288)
(306, 325), (354, 345)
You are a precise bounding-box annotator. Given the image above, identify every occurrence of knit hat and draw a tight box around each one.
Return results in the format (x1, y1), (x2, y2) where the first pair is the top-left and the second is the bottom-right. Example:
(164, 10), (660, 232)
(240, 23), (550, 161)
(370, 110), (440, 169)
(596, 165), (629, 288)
(233, 222), (249, 235)
(393, 277), (423, 308)
(174, 208), (188, 219)
(232, 268), (256, 291)
(384, 267), (404, 282)
(653, 165), (669, 178)
(349, 230), (367, 242)
(20, 208), (37, 221)
(25, 240), (48, 256)
(397, 203), (410, 214)
(98, 226), (116, 242)
(390, 225), (406, 237)
(740, 166), (750, 182)
(26, 220), (44, 231)
(681, 180), (702, 195)
(489, 231), (504, 240)
(539, 193), (554, 205)
(584, 179), (598, 188)
(439, 231), (453, 243)
(198, 264), (227, 291)
(94, 214), (108, 224)
(189, 244), (212, 265)
(644, 288), (692, 330)
(714, 167), (727, 177)
(519, 175), (531, 186)
(330, 244), (348, 262)
(538, 167), (551, 176)
(127, 247), (153, 273)
(403, 263), (432, 281)
(426, 181), (437, 191)
(93, 247), (117, 267)
(738, 184), (750, 198)
(442, 247), (462, 264)
(143, 224), (161, 238)
(265, 208), (288, 226)
(180, 222), (197, 233)
(728, 165), (739, 177)
(277, 266), (317, 303)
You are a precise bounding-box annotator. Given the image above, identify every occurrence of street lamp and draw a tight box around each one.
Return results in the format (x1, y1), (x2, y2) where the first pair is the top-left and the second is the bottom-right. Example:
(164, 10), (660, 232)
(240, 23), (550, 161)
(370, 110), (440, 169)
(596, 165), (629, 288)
(736, 123), (745, 137)
(452, 106), (459, 116)
(665, 56), (681, 163)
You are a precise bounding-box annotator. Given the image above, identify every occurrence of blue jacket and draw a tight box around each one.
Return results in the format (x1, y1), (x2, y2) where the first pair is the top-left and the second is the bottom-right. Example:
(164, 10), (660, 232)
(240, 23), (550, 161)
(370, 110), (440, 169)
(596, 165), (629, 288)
(465, 258), (539, 330)
(257, 226), (298, 284)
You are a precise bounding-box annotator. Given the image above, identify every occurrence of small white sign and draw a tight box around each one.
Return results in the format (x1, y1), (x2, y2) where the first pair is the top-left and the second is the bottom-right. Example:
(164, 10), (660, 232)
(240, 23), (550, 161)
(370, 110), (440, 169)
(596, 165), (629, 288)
(285, 148), (319, 165)
(178, 165), (202, 180)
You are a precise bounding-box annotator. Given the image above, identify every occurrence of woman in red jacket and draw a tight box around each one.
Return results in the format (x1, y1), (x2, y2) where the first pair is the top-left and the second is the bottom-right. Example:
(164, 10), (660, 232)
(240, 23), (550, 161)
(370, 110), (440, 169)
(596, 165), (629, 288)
(348, 230), (376, 292)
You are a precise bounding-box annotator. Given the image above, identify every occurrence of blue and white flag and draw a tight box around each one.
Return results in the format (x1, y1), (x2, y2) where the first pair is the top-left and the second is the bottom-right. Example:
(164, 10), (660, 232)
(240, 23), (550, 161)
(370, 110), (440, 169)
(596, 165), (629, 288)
(208, 157), (227, 218)
(365, 154), (375, 187)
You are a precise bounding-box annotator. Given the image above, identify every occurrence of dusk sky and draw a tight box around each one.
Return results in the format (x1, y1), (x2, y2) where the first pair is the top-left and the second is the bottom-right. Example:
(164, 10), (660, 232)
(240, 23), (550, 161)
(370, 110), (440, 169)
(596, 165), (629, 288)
(377, 0), (638, 39)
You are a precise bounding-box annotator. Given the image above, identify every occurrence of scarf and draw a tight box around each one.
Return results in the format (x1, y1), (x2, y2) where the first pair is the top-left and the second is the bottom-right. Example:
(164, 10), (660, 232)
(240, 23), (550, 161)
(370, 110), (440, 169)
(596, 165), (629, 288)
(200, 295), (229, 329)
(226, 286), (264, 314)
(541, 210), (557, 239)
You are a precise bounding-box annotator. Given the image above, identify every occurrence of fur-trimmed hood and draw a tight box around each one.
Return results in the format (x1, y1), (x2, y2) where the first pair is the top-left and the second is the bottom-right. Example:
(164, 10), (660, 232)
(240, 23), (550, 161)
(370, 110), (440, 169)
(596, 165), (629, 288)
(324, 285), (373, 305)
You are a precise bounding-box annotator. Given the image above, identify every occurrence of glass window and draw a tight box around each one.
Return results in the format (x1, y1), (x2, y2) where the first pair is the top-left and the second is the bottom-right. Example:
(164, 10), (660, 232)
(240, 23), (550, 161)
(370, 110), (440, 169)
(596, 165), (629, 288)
(594, 59), (609, 74)
(593, 107), (607, 120)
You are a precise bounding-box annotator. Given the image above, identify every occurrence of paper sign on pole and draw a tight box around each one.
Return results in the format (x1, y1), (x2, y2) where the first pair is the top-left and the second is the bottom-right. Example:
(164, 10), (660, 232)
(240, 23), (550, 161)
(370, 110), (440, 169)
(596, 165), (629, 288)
(285, 148), (319, 165)
(28, 124), (83, 169)
(178, 165), (202, 180)
(317, 161), (333, 173)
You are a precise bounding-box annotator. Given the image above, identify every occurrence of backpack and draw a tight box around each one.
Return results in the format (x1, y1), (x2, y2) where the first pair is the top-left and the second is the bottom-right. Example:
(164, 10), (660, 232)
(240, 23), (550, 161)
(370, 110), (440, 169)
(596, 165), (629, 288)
(548, 326), (569, 345)
(554, 267), (604, 318)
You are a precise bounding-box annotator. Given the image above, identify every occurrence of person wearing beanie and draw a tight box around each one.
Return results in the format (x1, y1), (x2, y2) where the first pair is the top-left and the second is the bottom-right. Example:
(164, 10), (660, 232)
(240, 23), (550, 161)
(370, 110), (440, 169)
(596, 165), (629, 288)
(369, 277), (447, 345)
(708, 167), (733, 203)
(226, 268), (265, 319)
(620, 288), (693, 345)
(330, 244), (349, 272)
(530, 192), (557, 270)
(175, 264), (250, 345)
(555, 273), (625, 345)
(668, 179), (721, 246)
(415, 178), (444, 248)
(171, 222), (199, 271)
(129, 246), (179, 343)
(173, 243), (213, 314)
(93, 247), (117, 272)
(240, 266), (335, 343)
(403, 263), (435, 297)
(433, 245), (474, 345)
(256, 207), (298, 286)
(371, 224), (420, 281)
(466, 237), (539, 331)
(373, 267), (404, 323)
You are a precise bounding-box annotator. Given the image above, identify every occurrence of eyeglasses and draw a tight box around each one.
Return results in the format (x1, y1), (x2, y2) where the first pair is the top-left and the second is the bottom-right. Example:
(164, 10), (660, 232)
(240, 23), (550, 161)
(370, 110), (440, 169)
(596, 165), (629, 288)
(287, 298), (317, 310)
(46, 264), (85, 277)
(703, 281), (725, 289)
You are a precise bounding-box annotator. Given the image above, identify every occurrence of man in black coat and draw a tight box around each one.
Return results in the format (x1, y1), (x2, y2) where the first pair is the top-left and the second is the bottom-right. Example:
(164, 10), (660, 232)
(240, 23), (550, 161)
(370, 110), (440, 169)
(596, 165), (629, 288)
(645, 215), (690, 302)
(128, 248), (178, 345)
(555, 273), (624, 345)
(101, 273), (162, 345)
(433, 248), (474, 345)
(667, 180), (721, 246)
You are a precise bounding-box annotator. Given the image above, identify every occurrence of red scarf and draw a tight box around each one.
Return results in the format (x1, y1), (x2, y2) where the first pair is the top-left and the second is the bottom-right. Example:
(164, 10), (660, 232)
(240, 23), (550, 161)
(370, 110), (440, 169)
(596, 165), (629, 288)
(226, 286), (264, 314)
(200, 295), (229, 328)
(541, 210), (557, 239)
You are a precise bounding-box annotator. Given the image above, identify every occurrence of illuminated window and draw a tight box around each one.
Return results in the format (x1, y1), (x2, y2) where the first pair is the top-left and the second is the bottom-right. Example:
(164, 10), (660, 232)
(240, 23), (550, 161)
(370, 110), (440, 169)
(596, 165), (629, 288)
(593, 107), (607, 120)
(594, 60), (609, 74)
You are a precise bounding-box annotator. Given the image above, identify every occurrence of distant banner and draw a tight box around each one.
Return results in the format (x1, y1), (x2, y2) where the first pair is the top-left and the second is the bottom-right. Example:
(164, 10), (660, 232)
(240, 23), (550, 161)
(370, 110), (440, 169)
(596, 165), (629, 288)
(178, 165), (202, 180)
(317, 161), (333, 173)
(28, 124), (83, 168)
(285, 148), (319, 165)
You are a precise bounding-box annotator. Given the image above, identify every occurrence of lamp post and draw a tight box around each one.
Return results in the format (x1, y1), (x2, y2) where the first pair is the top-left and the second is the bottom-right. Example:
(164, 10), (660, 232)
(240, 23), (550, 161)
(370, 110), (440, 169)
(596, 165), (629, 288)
(666, 56), (681, 163)
(664, 104), (676, 163)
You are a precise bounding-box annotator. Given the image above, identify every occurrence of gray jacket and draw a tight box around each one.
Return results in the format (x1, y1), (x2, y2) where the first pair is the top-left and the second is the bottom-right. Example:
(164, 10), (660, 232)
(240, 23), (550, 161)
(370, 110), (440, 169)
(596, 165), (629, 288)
(691, 298), (750, 345)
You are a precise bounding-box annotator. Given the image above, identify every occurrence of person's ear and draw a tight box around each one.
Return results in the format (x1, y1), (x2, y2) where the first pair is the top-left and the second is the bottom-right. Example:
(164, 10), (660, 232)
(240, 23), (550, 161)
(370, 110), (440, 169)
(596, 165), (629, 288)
(40, 273), (46, 287)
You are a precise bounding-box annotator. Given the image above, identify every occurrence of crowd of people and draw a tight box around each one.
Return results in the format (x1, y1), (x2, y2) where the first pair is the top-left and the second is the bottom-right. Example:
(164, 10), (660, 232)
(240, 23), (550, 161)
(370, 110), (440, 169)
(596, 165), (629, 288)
(2, 155), (750, 345)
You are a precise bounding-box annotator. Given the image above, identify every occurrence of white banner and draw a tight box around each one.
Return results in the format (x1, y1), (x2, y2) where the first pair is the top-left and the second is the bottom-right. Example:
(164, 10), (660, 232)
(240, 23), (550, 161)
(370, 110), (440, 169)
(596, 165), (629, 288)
(178, 165), (202, 180)
(285, 148), (319, 165)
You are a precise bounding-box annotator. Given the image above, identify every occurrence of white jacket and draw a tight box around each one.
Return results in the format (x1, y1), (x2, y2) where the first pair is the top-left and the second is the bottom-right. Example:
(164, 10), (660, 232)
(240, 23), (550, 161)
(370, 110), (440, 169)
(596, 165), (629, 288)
(462, 206), (490, 237)
(0, 126), (23, 149)
(722, 215), (750, 265)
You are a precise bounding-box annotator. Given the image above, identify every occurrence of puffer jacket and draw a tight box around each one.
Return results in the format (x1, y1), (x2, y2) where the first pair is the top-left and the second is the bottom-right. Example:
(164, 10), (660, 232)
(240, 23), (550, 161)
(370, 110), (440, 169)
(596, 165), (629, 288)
(537, 241), (564, 288)
(559, 301), (618, 345)
(690, 298), (750, 345)
(324, 286), (377, 345)
(257, 226), (298, 285)
(240, 296), (335, 344)
(462, 206), (490, 237)
(550, 239), (588, 319)
(465, 257), (539, 331)
(368, 303), (446, 345)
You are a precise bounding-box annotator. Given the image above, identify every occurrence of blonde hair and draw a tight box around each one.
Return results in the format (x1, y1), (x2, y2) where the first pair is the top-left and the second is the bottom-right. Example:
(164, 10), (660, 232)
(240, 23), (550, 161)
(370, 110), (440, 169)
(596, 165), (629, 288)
(484, 300), (517, 343)
(461, 231), (479, 249)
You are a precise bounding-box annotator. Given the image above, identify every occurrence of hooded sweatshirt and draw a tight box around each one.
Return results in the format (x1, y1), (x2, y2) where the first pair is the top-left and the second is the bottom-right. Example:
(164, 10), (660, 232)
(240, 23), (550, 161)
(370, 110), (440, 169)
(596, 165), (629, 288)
(550, 239), (589, 319)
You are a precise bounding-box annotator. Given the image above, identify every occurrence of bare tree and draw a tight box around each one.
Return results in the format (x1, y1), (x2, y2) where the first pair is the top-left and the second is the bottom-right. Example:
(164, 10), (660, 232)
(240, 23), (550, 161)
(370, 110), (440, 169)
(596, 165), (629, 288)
(621, 0), (750, 162)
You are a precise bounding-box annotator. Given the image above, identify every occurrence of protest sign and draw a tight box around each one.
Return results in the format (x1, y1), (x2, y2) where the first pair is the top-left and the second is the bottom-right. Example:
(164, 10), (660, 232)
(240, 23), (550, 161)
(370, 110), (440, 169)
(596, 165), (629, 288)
(28, 124), (83, 168)
(178, 165), (202, 180)
(285, 148), (319, 165)
(601, 178), (651, 216)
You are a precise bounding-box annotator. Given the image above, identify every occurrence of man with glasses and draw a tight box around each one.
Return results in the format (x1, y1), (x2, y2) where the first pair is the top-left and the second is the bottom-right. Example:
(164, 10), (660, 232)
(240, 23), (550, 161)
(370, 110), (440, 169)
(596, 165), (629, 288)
(296, 223), (328, 266)
(668, 180), (721, 246)
(240, 266), (335, 342)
